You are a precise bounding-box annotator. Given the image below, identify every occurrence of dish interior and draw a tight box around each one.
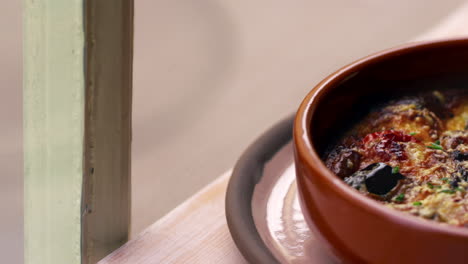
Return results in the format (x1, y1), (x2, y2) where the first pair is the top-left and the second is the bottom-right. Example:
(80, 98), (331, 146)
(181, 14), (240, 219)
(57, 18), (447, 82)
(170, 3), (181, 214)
(312, 44), (468, 155)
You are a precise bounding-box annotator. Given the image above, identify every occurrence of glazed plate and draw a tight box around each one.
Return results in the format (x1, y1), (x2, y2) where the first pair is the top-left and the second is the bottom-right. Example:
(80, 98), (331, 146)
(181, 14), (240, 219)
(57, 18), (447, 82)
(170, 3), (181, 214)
(226, 115), (338, 263)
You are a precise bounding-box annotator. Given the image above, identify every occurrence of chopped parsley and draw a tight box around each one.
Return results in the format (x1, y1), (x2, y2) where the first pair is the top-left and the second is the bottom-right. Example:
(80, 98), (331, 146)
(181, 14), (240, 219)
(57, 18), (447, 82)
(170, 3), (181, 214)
(427, 142), (443, 150)
(413, 201), (422, 206)
(427, 182), (442, 189)
(409, 132), (417, 136)
(439, 189), (456, 194)
(435, 140), (441, 145)
(392, 166), (400, 174)
(455, 187), (465, 192)
(395, 193), (405, 202)
(441, 177), (449, 183)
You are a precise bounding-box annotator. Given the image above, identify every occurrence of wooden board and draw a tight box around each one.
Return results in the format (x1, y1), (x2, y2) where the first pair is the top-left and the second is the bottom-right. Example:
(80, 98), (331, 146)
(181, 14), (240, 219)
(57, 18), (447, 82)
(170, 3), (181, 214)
(82, 1), (133, 263)
(99, 171), (247, 264)
(24, 1), (133, 263)
(24, 1), (86, 263)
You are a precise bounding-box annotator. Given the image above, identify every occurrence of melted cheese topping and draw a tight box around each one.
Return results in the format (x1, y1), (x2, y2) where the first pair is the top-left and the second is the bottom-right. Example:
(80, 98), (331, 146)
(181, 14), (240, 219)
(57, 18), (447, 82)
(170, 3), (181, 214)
(326, 90), (468, 227)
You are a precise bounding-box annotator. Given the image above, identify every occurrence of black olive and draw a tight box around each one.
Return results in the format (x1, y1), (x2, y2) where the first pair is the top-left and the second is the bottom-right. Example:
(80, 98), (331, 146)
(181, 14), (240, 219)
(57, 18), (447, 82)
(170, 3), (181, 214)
(344, 163), (405, 195)
(421, 93), (453, 119)
(452, 150), (468, 161)
(457, 165), (468, 181)
(450, 177), (461, 188)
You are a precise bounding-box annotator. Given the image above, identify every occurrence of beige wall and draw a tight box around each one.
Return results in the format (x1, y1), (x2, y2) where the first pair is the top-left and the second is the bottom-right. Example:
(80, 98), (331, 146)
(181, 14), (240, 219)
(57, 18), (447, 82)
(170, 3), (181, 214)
(1, 1), (21, 263)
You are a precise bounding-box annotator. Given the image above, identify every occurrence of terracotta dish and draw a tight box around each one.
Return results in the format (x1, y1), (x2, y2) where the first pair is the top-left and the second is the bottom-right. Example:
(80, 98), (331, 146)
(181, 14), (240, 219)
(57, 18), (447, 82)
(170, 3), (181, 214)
(293, 38), (468, 263)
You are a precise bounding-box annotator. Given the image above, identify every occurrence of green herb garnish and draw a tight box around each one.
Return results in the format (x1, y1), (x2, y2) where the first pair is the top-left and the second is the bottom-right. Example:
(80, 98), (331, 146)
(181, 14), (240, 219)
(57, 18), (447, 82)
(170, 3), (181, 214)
(439, 189), (456, 194)
(395, 193), (405, 202)
(435, 140), (441, 145)
(413, 201), (422, 206)
(456, 187), (465, 192)
(427, 182), (434, 189)
(409, 132), (417, 136)
(441, 177), (449, 183)
(427, 142), (443, 150)
(392, 166), (400, 174)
